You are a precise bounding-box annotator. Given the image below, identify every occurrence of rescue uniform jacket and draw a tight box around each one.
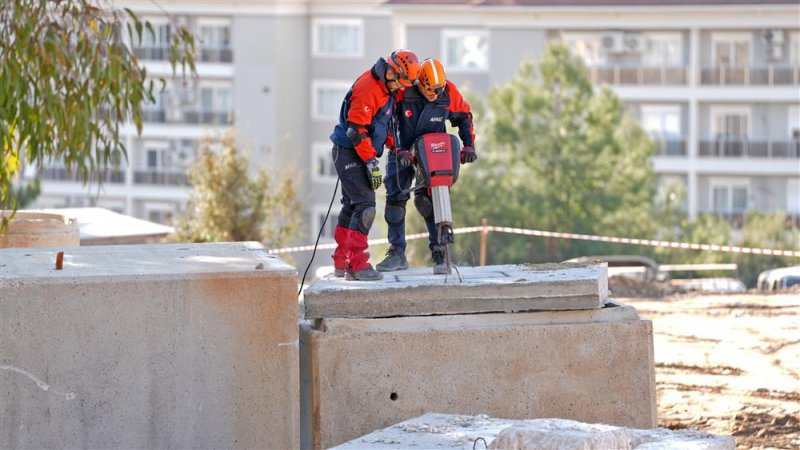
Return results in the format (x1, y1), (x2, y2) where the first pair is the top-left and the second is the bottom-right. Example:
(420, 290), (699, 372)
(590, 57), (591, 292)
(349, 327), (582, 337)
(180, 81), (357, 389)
(330, 58), (396, 161)
(394, 81), (475, 152)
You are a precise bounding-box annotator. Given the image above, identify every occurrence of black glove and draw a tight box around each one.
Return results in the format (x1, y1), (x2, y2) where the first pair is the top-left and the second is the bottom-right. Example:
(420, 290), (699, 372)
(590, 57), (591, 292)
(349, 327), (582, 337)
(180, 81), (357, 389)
(366, 157), (382, 190)
(396, 149), (413, 168)
(461, 146), (477, 164)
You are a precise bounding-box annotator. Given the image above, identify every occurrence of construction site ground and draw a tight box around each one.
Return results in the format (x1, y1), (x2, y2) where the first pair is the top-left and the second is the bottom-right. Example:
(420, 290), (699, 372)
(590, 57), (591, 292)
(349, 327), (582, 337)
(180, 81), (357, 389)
(619, 289), (800, 449)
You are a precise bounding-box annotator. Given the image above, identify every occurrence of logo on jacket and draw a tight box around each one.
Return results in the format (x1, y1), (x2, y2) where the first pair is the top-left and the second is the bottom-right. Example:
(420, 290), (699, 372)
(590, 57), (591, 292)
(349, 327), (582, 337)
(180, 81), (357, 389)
(345, 162), (359, 170)
(364, 106), (371, 113)
(429, 117), (443, 122)
(405, 109), (413, 118)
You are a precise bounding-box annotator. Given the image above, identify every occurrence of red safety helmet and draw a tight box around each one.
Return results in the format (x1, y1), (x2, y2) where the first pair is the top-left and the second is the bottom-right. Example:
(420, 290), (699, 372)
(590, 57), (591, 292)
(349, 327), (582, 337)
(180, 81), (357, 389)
(387, 49), (421, 88)
(418, 58), (446, 101)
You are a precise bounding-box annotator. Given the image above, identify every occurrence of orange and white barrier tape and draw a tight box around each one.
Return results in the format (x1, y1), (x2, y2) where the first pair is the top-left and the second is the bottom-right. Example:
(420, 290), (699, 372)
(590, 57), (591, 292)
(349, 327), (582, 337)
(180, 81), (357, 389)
(268, 225), (800, 258)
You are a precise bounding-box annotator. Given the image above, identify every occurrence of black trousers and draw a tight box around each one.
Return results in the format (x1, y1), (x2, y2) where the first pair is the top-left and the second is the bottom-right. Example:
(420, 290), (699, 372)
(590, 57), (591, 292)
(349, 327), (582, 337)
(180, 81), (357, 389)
(332, 144), (375, 234)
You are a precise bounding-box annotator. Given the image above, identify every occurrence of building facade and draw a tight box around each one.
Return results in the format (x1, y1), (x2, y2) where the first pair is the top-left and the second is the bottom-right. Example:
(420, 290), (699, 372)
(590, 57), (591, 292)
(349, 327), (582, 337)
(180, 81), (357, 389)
(32, 0), (800, 275)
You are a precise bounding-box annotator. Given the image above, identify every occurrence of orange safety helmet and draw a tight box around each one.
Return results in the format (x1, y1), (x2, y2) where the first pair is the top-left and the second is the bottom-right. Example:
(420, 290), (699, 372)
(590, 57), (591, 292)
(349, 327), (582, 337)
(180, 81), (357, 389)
(417, 58), (447, 101)
(387, 49), (421, 88)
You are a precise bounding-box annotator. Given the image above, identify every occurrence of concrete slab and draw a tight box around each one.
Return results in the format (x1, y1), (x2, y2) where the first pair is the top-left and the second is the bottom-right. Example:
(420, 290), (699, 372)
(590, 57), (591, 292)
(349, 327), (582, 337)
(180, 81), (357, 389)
(332, 413), (734, 449)
(300, 303), (657, 449)
(304, 262), (608, 319)
(1, 242), (299, 449)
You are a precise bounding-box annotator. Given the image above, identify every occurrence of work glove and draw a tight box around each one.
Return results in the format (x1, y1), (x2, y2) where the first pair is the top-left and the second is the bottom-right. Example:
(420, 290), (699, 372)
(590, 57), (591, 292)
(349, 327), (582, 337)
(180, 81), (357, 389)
(365, 157), (382, 190)
(395, 149), (413, 168)
(460, 146), (477, 164)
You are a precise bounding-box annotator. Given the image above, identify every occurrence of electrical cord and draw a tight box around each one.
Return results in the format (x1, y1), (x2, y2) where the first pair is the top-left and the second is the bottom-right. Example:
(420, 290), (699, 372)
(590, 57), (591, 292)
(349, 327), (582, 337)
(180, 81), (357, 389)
(297, 148), (340, 297)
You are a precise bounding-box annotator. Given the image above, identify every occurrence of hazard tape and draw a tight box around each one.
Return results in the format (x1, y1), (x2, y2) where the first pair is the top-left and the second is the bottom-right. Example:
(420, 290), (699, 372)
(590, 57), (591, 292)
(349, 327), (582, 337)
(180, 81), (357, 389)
(268, 225), (800, 258)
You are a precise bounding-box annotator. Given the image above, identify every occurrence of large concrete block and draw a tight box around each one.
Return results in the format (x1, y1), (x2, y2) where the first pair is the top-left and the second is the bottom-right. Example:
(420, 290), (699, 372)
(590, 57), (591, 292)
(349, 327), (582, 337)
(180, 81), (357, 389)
(304, 262), (608, 319)
(1, 242), (299, 449)
(300, 303), (656, 449)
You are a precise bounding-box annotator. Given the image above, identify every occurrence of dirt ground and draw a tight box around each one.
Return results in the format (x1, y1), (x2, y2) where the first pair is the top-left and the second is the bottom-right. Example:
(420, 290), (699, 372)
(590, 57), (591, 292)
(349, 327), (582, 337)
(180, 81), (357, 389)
(620, 291), (800, 449)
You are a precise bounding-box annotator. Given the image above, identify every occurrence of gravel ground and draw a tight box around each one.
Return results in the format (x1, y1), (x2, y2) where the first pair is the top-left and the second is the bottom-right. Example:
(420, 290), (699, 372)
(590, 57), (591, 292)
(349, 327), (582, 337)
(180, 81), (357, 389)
(622, 292), (800, 450)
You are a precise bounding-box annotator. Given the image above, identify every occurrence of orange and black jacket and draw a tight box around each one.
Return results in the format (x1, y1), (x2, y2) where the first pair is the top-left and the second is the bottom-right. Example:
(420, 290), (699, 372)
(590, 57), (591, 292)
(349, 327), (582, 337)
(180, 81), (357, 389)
(394, 81), (475, 152)
(330, 58), (396, 161)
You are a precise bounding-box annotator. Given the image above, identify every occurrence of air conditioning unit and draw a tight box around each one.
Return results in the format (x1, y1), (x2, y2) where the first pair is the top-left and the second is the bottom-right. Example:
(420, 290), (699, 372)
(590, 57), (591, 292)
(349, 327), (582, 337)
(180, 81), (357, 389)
(761, 28), (784, 46)
(623, 33), (647, 53)
(601, 32), (625, 53)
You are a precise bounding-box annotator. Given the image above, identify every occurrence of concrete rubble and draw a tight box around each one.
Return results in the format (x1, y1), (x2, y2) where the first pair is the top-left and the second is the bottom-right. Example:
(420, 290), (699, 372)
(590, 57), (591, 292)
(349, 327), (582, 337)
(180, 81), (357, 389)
(332, 413), (735, 449)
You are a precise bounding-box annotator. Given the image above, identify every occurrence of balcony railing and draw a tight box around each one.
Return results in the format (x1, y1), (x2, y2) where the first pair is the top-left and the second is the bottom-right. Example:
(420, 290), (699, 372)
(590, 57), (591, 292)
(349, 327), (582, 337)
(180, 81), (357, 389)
(134, 46), (170, 61)
(41, 167), (125, 183)
(698, 139), (800, 158)
(699, 212), (800, 229)
(182, 109), (233, 126)
(700, 65), (800, 86)
(587, 65), (688, 85)
(141, 109), (166, 123)
(198, 46), (233, 63)
(652, 139), (687, 156)
(134, 169), (189, 186)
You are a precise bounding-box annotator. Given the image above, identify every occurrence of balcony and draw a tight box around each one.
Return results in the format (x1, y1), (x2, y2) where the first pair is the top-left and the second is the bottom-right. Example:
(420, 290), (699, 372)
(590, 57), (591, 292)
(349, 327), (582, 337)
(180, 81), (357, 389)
(198, 46), (233, 63)
(133, 46), (170, 61)
(41, 167), (125, 183)
(182, 109), (233, 126)
(652, 139), (687, 157)
(134, 169), (189, 186)
(698, 139), (800, 158)
(587, 65), (688, 85)
(141, 109), (166, 123)
(700, 65), (800, 86)
(699, 211), (800, 229)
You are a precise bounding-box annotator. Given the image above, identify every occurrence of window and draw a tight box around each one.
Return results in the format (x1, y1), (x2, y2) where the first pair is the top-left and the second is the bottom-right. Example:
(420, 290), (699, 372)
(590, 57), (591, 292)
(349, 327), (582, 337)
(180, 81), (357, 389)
(312, 206), (339, 241)
(788, 179), (799, 213)
(311, 143), (337, 182)
(789, 106), (800, 139)
(198, 21), (231, 49)
(643, 33), (682, 66)
(712, 33), (750, 67)
(641, 105), (683, 155)
(790, 31), (800, 64)
(312, 81), (349, 120)
(442, 29), (489, 71)
(711, 106), (750, 139)
(312, 18), (363, 58)
(562, 33), (607, 66)
(711, 181), (748, 213)
(142, 18), (170, 48)
(199, 84), (232, 112)
(144, 141), (169, 169)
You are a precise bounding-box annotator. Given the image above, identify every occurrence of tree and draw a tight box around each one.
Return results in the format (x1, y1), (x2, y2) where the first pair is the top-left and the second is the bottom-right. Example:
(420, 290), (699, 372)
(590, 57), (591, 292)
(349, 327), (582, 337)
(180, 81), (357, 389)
(7, 178), (41, 209)
(173, 130), (302, 250)
(1, 0), (195, 228)
(450, 44), (657, 264)
(735, 212), (799, 287)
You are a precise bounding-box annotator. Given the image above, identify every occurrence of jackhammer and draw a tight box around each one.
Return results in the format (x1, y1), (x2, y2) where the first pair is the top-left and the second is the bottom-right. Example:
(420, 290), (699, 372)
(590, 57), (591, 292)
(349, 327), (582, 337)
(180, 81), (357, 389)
(405, 132), (462, 275)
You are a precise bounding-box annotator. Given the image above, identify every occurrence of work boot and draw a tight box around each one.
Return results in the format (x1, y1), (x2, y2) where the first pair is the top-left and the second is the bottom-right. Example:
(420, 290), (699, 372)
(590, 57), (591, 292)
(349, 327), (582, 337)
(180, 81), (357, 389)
(346, 264), (384, 281)
(376, 246), (409, 272)
(334, 268), (346, 278)
(431, 245), (448, 275)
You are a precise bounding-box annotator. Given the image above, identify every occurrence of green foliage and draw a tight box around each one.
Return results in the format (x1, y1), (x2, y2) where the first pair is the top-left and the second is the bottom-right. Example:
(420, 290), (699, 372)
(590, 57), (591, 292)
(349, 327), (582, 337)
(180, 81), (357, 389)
(173, 130), (302, 249)
(451, 44), (657, 264)
(7, 177), (42, 210)
(735, 212), (799, 287)
(0, 0), (195, 228)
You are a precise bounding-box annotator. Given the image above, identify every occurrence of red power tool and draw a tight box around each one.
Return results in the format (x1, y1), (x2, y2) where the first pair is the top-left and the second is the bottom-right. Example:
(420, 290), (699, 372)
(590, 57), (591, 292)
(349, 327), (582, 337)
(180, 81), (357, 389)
(411, 132), (462, 274)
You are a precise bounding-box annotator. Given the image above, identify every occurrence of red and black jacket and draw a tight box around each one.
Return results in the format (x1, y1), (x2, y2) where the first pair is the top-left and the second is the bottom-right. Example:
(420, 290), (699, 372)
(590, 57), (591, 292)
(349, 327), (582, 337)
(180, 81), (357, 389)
(330, 58), (396, 161)
(394, 81), (475, 152)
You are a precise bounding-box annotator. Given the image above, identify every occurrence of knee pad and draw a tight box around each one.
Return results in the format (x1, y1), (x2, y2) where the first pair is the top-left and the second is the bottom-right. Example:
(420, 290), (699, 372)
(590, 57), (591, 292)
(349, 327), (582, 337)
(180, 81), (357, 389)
(384, 202), (406, 226)
(354, 206), (376, 234)
(337, 204), (355, 228)
(414, 195), (434, 221)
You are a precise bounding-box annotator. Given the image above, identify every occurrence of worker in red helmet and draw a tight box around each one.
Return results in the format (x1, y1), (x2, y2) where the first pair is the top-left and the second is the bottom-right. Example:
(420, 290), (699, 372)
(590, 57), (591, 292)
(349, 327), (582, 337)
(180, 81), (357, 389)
(329, 50), (421, 280)
(377, 57), (476, 275)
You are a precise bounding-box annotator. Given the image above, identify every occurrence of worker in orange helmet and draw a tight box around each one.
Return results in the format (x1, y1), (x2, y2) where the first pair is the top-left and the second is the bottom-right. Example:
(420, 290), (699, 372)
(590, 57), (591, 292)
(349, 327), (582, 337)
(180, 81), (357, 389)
(377, 57), (476, 275)
(329, 50), (422, 280)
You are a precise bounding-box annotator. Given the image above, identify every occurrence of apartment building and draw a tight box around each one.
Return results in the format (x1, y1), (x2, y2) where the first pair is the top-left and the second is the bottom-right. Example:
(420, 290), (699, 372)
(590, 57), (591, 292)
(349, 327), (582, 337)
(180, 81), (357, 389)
(32, 0), (799, 276)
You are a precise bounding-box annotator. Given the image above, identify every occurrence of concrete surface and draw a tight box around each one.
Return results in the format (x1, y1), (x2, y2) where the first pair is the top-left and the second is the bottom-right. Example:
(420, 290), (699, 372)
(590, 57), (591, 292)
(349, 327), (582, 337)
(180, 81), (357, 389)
(300, 303), (657, 449)
(332, 413), (734, 449)
(304, 262), (608, 319)
(0, 211), (80, 248)
(1, 242), (299, 449)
